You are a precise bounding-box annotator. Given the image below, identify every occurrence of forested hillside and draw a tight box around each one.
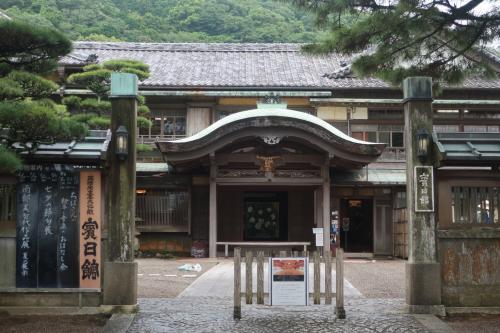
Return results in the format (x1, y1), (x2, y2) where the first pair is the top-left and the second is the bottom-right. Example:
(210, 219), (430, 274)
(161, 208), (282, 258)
(1, 0), (322, 42)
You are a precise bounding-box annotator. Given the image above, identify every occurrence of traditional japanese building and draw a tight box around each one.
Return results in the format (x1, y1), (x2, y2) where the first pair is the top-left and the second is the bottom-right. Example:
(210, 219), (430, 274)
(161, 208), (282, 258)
(3, 42), (499, 261)
(53, 42), (500, 258)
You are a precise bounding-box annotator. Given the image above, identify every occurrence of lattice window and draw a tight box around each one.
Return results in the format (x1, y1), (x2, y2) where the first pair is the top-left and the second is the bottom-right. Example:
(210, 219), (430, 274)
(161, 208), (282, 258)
(451, 186), (500, 224)
(0, 184), (16, 221)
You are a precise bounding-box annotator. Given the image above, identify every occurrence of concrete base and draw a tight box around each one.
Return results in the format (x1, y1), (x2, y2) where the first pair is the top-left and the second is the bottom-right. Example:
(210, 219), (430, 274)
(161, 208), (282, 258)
(446, 307), (500, 315)
(405, 304), (446, 317)
(103, 261), (138, 306)
(406, 262), (441, 307)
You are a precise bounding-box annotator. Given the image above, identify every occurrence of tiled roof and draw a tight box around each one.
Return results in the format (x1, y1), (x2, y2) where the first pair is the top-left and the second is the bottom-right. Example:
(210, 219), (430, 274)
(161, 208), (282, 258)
(59, 42), (381, 89)
(60, 42), (500, 90)
(433, 132), (500, 163)
(62, 42), (386, 89)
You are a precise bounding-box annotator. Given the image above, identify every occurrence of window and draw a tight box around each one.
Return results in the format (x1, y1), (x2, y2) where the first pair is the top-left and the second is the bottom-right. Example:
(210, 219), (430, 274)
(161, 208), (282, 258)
(0, 184), (16, 221)
(351, 125), (404, 147)
(136, 189), (189, 231)
(148, 110), (187, 139)
(451, 186), (499, 224)
(368, 109), (403, 119)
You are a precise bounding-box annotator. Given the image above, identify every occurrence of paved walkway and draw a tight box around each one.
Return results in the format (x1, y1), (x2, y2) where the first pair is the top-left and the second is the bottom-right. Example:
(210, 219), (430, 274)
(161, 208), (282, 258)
(178, 261), (362, 298)
(128, 260), (455, 333)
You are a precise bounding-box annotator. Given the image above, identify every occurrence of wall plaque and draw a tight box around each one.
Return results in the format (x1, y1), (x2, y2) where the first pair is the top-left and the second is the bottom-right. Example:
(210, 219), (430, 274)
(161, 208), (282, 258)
(16, 165), (79, 288)
(414, 166), (434, 212)
(79, 170), (102, 288)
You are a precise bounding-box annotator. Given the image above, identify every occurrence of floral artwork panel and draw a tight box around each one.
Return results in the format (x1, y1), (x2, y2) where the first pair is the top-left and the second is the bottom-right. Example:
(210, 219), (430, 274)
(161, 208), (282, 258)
(244, 201), (279, 240)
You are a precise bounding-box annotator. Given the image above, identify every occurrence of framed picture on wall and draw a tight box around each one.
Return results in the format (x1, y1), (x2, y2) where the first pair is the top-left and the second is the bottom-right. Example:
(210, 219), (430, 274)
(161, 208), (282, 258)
(244, 201), (280, 240)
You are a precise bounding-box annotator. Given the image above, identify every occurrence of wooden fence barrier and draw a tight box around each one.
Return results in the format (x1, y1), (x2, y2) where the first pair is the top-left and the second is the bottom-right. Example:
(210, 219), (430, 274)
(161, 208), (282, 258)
(233, 248), (345, 319)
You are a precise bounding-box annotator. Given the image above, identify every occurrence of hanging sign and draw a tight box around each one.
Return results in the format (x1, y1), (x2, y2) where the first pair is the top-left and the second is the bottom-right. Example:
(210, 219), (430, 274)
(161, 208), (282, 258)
(79, 170), (102, 288)
(269, 257), (308, 305)
(414, 166), (434, 212)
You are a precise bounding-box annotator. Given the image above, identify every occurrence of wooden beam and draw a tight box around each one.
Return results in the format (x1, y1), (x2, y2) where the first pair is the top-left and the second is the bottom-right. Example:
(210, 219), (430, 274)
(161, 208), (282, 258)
(209, 153), (217, 258)
(322, 161), (331, 251)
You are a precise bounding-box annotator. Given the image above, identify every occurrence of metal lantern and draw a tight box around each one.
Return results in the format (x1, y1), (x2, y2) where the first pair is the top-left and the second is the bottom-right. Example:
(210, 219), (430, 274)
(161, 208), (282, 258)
(116, 125), (129, 160)
(416, 128), (431, 162)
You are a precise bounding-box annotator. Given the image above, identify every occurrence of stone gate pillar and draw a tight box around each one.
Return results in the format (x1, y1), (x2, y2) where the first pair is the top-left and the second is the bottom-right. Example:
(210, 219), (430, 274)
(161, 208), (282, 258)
(103, 73), (138, 307)
(403, 77), (443, 314)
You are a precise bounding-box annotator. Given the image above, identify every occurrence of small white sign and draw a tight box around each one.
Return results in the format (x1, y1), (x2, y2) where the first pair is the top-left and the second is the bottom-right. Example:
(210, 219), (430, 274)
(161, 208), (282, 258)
(269, 257), (308, 306)
(312, 228), (323, 234)
(315, 233), (324, 247)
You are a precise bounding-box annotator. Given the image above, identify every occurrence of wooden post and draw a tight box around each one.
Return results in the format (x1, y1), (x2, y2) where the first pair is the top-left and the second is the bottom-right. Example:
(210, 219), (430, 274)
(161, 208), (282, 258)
(403, 77), (441, 312)
(104, 73), (138, 305)
(313, 251), (320, 304)
(245, 251), (253, 304)
(257, 251), (264, 305)
(209, 153), (217, 258)
(325, 250), (332, 304)
(322, 161), (331, 257)
(336, 248), (345, 319)
(234, 248), (241, 319)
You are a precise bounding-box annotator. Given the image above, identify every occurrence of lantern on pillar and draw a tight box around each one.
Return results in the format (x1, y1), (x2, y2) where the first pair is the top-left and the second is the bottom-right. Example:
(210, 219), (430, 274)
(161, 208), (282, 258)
(116, 125), (129, 160)
(416, 128), (431, 162)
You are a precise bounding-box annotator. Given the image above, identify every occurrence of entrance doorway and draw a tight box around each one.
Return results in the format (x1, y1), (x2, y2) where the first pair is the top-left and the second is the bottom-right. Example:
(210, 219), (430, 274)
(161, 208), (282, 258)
(339, 199), (373, 252)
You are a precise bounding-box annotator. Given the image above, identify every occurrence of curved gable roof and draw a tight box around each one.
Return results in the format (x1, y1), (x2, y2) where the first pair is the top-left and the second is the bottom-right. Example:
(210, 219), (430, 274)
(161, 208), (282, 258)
(157, 109), (385, 166)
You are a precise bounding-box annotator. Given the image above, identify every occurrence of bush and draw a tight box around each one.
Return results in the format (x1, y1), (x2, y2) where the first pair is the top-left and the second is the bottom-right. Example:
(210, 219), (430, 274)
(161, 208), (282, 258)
(137, 143), (153, 153)
(81, 98), (111, 115)
(137, 116), (152, 129)
(87, 116), (111, 130)
(0, 145), (22, 173)
(62, 95), (82, 112)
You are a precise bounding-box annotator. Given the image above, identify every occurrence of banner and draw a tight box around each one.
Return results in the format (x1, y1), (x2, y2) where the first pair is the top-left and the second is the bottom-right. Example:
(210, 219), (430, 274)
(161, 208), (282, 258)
(269, 257), (308, 305)
(79, 170), (101, 288)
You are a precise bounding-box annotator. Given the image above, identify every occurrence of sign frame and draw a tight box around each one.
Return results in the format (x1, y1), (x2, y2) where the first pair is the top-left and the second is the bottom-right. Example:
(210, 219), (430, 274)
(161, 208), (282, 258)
(414, 166), (435, 212)
(269, 257), (309, 306)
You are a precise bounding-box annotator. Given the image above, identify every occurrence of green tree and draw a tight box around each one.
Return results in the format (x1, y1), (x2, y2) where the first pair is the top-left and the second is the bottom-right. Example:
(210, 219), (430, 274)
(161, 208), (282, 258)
(0, 20), (86, 173)
(286, 0), (500, 85)
(65, 59), (152, 131)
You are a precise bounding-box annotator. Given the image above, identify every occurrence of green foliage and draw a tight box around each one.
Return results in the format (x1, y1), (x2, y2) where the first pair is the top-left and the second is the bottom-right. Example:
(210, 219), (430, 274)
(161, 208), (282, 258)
(286, 0), (500, 85)
(138, 104), (150, 117)
(0, 18), (84, 171)
(0, 145), (22, 173)
(2, 0), (321, 43)
(86, 116), (111, 130)
(136, 143), (153, 153)
(62, 95), (82, 111)
(0, 101), (87, 146)
(67, 59), (150, 99)
(80, 98), (111, 115)
(70, 112), (97, 123)
(0, 20), (71, 74)
(137, 116), (152, 129)
(7, 71), (58, 98)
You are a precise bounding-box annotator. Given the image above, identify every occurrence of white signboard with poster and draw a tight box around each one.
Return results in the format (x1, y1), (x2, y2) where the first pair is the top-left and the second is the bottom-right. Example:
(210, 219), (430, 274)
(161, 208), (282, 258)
(269, 257), (309, 305)
(313, 228), (324, 247)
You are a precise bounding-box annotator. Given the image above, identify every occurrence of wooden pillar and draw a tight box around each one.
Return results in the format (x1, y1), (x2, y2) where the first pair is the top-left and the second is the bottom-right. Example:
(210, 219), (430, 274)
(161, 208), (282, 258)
(209, 153), (217, 258)
(403, 77), (442, 314)
(104, 73), (138, 306)
(322, 161), (331, 252)
(335, 248), (345, 318)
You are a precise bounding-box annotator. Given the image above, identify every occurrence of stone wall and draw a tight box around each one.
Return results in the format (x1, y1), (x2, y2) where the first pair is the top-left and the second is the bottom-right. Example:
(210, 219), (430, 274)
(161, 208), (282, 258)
(439, 228), (500, 307)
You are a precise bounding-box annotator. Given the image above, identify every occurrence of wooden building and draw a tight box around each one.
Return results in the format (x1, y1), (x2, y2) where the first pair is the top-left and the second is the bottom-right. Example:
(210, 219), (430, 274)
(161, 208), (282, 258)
(54, 42), (500, 258)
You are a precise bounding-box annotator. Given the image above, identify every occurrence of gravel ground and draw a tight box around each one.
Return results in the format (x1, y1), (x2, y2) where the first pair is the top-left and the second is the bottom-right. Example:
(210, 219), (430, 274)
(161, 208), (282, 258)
(343, 259), (406, 298)
(137, 257), (218, 298)
(0, 314), (108, 333)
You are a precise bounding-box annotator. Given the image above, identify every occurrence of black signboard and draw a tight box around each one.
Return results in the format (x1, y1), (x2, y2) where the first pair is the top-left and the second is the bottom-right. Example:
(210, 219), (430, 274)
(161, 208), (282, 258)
(16, 165), (80, 288)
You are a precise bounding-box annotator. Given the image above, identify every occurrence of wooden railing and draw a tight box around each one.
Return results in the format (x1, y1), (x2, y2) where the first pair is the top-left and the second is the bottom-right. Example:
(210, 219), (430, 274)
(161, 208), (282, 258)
(136, 194), (189, 232)
(233, 248), (345, 319)
(378, 147), (406, 161)
(137, 134), (187, 144)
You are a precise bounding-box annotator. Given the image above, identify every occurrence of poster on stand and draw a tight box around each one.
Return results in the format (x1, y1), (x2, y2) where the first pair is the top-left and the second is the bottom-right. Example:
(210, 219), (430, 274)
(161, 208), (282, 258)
(269, 257), (308, 305)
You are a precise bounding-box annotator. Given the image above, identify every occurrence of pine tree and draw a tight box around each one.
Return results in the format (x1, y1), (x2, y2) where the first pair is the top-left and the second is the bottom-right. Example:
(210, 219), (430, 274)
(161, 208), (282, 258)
(286, 0), (500, 85)
(0, 20), (86, 173)
(66, 59), (152, 131)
